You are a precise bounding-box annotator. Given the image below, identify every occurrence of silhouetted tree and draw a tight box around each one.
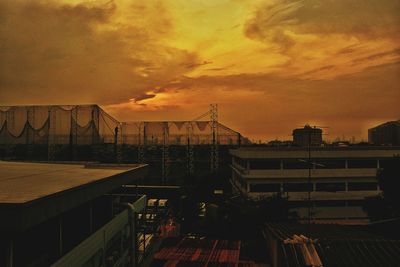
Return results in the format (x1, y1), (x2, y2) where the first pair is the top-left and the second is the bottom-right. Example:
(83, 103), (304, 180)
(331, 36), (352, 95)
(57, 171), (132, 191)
(378, 157), (400, 216)
(363, 157), (400, 220)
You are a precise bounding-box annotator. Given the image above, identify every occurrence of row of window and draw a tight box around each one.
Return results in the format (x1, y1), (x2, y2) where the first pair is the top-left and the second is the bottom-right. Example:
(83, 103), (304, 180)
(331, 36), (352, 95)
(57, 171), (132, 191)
(288, 200), (366, 208)
(249, 182), (378, 193)
(244, 159), (392, 170)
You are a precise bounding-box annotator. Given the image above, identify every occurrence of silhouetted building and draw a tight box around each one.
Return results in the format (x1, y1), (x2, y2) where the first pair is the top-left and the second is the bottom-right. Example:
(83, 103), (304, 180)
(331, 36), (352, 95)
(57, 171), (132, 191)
(368, 120), (400, 145)
(230, 146), (400, 223)
(267, 140), (293, 147)
(292, 125), (323, 146)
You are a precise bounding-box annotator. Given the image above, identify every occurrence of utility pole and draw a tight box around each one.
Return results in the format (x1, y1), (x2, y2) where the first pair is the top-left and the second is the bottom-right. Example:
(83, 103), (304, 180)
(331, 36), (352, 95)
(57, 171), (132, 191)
(308, 128), (312, 225)
(296, 126), (326, 228)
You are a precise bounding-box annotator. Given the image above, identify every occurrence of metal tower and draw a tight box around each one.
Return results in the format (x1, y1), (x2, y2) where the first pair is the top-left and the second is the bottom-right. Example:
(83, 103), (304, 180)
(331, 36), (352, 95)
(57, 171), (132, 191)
(137, 122), (145, 163)
(47, 106), (57, 161)
(210, 103), (219, 173)
(186, 122), (194, 177)
(162, 123), (170, 184)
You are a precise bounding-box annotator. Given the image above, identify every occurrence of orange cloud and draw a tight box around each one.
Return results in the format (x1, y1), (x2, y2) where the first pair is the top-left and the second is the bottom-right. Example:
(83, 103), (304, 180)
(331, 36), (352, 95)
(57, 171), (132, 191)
(1, 0), (399, 141)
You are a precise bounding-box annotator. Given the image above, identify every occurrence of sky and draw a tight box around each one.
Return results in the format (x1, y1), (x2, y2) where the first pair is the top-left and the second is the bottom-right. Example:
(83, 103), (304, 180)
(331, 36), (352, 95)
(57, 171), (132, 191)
(0, 0), (399, 142)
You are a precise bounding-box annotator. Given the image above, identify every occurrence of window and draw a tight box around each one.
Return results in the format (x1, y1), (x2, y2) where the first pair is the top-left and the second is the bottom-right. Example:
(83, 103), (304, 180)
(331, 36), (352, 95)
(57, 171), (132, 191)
(315, 159), (346, 169)
(346, 200), (364, 206)
(289, 201), (309, 208)
(316, 182), (346, 192)
(249, 183), (281, 192)
(283, 159), (309, 169)
(348, 182), (377, 191)
(347, 159), (377, 168)
(283, 183), (313, 192)
(249, 160), (280, 170)
(314, 200), (346, 207)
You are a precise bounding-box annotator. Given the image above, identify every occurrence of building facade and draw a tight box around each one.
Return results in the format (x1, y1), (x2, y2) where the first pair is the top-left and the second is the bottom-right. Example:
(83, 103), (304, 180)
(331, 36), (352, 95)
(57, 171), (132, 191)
(230, 147), (400, 223)
(368, 120), (400, 146)
(0, 161), (149, 267)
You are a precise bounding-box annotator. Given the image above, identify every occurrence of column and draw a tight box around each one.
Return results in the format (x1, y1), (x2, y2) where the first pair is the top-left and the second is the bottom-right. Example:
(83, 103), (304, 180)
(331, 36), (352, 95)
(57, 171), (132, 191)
(6, 240), (13, 267)
(59, 218), (63, 256)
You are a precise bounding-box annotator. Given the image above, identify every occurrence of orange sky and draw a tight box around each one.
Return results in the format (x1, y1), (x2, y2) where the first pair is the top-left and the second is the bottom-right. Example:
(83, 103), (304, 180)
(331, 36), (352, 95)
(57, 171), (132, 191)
(0, 0), (399, 141)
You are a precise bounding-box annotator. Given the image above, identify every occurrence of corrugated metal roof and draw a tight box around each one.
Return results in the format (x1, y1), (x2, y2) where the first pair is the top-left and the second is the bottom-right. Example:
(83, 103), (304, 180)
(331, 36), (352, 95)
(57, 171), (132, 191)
(151, 236), (257, 267)
(265, 223), (400, 267)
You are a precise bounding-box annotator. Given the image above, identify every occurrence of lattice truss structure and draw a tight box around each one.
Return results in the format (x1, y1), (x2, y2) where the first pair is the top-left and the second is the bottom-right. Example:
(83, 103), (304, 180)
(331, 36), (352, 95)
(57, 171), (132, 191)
(0, 105), (247, 181)
(0, 105), (244, 147)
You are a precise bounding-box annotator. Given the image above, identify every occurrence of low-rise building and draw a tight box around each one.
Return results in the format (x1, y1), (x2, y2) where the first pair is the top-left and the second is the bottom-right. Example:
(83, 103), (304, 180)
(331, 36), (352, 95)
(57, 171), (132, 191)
(230, 146), (400, 223)
(0, 161), (149, 267)
(368, 120), (400, 145)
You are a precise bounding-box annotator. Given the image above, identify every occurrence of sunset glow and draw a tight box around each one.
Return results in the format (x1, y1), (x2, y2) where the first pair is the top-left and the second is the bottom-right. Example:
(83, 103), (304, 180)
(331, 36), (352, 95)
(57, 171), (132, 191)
(1, 0), (399, 141)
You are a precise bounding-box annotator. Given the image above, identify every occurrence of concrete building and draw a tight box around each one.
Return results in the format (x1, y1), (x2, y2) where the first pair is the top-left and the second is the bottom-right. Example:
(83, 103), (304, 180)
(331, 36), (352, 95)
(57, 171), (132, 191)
(230, 146), (400, 223)
(292, 125), (323, 147)
(368, 120), (400, 145)
(0, 161), (148, 267)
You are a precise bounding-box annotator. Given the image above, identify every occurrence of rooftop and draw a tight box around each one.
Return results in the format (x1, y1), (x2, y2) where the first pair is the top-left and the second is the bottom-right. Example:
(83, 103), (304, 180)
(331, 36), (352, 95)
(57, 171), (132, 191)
(230, 146), (400, 159)
(0, 161), (143, 204)
(0, 161), (147, 234)
(369, 120), (400, 130)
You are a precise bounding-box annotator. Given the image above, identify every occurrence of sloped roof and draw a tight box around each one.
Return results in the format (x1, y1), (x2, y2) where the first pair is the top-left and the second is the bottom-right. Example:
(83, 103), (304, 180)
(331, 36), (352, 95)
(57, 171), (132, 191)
(264, 223), (400, 267)
(369, 120), (400, 130)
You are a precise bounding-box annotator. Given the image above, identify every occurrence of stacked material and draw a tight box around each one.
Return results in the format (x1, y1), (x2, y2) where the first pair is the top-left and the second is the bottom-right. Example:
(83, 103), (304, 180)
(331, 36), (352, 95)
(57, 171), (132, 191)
(264, 223), (400, 267)
(151, 236), (255, 267)
(283, 235), (322, 267)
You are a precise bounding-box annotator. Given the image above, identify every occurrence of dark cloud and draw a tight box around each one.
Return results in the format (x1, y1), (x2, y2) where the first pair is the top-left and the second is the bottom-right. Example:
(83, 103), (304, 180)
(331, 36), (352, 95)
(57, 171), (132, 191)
(300, 65), (336, 76)
(206, 62), (400, 140)
(351, 48), (400, 65)
(0, 0), (200, 105)
(164, 62), (400, 122)
(131, 93), (157, 102)
(245, 0), (400, 49)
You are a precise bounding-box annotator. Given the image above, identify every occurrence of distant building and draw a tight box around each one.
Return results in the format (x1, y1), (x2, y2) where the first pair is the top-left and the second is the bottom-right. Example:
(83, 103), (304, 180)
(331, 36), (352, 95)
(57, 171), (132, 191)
(229, 146), (400, 223)
(267, 140), (293, 147)
(292, 125), (323, 146)
(368, 120), (400, 145)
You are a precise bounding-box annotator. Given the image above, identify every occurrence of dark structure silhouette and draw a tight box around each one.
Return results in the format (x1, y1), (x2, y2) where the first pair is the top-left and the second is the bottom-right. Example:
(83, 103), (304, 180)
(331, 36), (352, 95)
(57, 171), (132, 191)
(368, 120), (400, 145)
(292, 125), (323, 147)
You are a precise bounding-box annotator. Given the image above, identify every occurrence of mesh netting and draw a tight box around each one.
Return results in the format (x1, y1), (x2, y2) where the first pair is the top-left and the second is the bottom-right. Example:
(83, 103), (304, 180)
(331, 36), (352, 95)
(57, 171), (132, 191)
(121, 121), (241, 145)
(0, 105), (242, 146)
(0, 105), (118, 145)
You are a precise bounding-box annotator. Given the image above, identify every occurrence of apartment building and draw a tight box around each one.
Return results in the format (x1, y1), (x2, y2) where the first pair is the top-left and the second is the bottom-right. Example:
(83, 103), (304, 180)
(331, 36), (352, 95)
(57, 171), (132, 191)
(230, 146), (400, 222)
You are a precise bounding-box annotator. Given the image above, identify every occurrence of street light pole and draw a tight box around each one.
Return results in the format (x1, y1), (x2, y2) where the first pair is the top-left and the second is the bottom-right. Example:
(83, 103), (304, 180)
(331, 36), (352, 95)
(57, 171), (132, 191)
(308, 128), (312, 226)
